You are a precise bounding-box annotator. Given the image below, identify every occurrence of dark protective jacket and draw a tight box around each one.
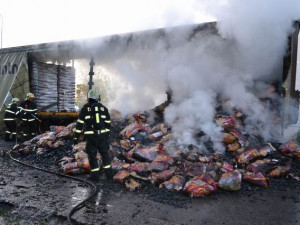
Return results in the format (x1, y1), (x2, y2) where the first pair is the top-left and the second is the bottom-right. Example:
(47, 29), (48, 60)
(3, 103), (20, 121)
(19, 99), (38, 122)
(75, 101), (111, 136)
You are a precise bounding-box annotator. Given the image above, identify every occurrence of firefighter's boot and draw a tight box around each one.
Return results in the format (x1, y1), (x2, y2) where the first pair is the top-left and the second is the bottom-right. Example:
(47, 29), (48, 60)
(11, 133), (17, 142)
(87, 171), (100, 182)
(104, 167), (114, 179)
(4, 132), (10, 141)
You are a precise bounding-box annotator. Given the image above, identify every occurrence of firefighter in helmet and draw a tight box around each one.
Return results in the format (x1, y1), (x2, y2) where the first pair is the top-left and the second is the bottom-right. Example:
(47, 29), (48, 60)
(3, 98), (20, 141)
(74, 88), (113, 181)
(19, 93), (38, 140)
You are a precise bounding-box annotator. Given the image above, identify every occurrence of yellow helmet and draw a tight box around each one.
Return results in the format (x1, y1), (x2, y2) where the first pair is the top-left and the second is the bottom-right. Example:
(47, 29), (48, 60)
(26, 93), (35, 99)
(12, 98), (19, 103)
(88, 88), (101, 101)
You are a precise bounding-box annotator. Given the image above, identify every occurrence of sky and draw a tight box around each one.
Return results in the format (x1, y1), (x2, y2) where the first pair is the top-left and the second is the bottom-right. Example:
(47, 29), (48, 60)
(0, 0), (215, 48)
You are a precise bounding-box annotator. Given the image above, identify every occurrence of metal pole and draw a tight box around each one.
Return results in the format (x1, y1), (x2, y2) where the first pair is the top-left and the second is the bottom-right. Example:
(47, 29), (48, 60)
(88, 56), (95, 90)
(0, 14), (3, 48)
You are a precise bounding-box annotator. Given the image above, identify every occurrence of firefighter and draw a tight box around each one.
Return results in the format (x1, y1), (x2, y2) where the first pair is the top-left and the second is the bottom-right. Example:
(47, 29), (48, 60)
(19, 93), (38, 140)
(74, 88), (112, 181)
(3, 98), (20, 141)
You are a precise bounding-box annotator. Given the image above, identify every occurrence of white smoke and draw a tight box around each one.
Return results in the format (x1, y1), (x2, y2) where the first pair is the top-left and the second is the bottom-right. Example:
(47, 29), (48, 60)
(212, 0), (300, 143)
(86, 0), (299, 151)
(215, 0), (300, 78)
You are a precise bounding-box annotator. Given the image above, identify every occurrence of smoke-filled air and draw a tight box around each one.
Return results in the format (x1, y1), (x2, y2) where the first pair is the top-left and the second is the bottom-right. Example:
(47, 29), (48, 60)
(82, 0), (300, 152)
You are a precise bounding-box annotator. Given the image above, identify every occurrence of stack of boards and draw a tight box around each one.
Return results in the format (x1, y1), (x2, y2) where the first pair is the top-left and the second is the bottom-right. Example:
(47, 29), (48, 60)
(31, 62), (75, 112)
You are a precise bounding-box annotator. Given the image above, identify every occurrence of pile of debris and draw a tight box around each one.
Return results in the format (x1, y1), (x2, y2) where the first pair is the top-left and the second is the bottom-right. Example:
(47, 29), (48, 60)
(11, 124), (76, 169)
(11, 103), (300, 197)
(108, 111), (299, 196)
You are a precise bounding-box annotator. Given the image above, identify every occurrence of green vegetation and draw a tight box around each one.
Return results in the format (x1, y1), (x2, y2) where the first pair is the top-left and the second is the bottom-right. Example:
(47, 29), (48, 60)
(0, 208), (9, 217)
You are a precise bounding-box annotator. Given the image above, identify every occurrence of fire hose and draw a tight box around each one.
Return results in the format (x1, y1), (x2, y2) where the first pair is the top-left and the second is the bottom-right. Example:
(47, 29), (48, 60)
(8, 148), (98, 225)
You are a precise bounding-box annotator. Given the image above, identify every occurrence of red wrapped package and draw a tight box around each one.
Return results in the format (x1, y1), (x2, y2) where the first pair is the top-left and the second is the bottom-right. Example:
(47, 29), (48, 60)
(132, 113), (148, 123)
(62, 162), (84, 174)
(148, 155), (175, 172)
(243, 172), (270, 188)
(120, 122), (151, 139)
(218, 171), (242, 191)
(132, 146), (159, 162)
(223, 133), (236, 144)
(148, 161), (170, 172)
(258, 143), (276, 156)
(125, 178), (142, 191)
(246, 159), (278, 173)
(280, 140), (300, 159)
(220, 161), (234, 173)
(57, 156), (74, 167)
(153, 154), (175, 165)
(150, 167), (176, 184)
(227, 141), (241, 152)
(159, 175), (186, 191)
(113, 170), (130, 184)
(230, 129), (248, 147)
(223, 117), (236, 128)
(80, 158), (91, 173)
(125, 148), (136, 162)
(199, 173), (218, 190)
(185, 162), (206, 177)
(236, 148), (260, 165)
(112, 161), (131, 171)
(215, 116), (236, 129)
(183, 176), (217, 197)
(237, 144), (276, 165)
(129, 162), (150, 175)
(268, 164), (291, 178)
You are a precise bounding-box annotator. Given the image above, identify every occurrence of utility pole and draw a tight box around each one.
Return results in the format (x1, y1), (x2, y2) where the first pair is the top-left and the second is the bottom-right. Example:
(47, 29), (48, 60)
(88, 56), (95, 90)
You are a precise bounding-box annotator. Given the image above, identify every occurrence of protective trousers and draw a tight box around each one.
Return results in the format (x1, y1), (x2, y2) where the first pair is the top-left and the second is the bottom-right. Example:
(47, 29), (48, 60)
(85, 134), (111, 174)
(22, 120), (38, 140)
(4, 121), (17, 141)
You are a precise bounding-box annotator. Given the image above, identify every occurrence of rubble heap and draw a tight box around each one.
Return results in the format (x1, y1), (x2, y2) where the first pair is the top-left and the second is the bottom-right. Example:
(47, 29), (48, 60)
(11, 101), (300, 197)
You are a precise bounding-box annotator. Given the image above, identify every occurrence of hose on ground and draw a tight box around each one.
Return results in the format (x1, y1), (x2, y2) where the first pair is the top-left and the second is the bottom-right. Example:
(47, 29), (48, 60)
(9, 149), (98, 225)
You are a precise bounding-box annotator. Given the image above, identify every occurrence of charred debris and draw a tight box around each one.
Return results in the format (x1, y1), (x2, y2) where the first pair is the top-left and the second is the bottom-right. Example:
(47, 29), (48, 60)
(10, 86), (300, 198)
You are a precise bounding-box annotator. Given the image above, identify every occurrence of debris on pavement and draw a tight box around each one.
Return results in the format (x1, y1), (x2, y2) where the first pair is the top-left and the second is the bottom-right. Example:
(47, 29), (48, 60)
(243, 171), (270, 188)
(218, 170), (242, 191)
(159, 175), (186, 191)
(10, 96), (300, 197)
(279, 141), (300, 159)
(183, 176), (217, 197)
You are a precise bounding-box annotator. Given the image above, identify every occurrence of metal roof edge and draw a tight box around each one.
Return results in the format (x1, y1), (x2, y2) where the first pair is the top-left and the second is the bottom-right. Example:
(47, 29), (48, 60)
(0, 21), (217, 55)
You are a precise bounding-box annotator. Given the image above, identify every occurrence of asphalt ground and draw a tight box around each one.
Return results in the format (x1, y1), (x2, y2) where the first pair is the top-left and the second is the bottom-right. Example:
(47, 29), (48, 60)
(1, 139), (300, 225)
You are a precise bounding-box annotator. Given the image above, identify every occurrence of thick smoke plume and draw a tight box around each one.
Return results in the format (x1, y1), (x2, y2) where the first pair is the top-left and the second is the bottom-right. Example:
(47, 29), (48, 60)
(87, 0), (299, 152)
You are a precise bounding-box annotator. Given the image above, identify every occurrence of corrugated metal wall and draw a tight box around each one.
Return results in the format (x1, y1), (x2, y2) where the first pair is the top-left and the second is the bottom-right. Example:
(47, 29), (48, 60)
(0, 64), (30, 136)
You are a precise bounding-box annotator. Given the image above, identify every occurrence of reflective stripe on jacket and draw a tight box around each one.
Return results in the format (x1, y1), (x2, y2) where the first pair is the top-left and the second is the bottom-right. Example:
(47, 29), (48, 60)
(19, 99), (37, 120)
(3, 103), (20, 120)
(75, 101), (111, 135)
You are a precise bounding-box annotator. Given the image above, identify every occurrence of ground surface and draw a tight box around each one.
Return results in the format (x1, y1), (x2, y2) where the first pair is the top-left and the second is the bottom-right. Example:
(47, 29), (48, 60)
(1, 139), (300, 225)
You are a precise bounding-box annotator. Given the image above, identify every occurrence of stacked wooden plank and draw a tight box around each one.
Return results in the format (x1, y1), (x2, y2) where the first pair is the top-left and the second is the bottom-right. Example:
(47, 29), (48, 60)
(57, 65), (76, 112)
(31, 62), (76, 112)
(31, 62), (58, 111)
